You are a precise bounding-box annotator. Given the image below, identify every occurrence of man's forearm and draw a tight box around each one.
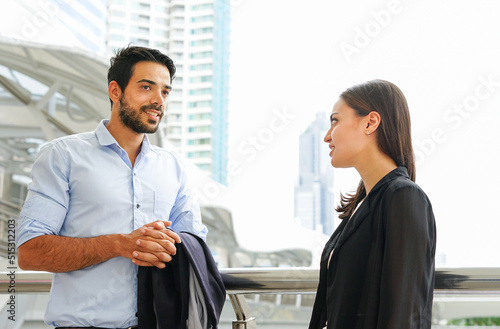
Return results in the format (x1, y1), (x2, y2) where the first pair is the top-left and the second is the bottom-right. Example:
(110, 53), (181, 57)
(18, 234), (124, 272)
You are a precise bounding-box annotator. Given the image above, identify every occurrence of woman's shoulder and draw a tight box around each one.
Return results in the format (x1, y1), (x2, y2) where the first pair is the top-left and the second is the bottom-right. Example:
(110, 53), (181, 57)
(383, 175), (431, 205)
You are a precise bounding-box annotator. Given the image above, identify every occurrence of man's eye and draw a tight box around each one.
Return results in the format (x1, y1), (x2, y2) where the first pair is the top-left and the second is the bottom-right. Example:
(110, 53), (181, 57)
(142, 85), (151, 90)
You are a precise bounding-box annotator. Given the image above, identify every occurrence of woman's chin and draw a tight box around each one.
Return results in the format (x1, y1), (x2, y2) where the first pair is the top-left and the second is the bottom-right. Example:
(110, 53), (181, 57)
(331, 158), (349, 169)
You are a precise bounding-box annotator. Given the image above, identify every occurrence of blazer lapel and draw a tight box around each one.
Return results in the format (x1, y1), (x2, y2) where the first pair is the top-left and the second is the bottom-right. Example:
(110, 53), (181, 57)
(333, 202), (370, 250)
(332, 167), (409, 250)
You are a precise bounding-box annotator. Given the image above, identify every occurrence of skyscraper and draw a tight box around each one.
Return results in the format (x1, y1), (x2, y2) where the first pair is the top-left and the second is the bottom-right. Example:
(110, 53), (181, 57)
(107, 0), (230, 184)
(294, 112), (335, 235)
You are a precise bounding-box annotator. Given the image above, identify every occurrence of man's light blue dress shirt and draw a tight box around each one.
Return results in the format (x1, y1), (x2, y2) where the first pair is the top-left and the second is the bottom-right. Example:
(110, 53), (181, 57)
(17, 120), (207, 328)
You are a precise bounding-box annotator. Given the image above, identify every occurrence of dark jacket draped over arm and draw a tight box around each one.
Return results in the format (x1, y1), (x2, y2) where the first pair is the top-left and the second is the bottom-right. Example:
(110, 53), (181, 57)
(138, 232), (226, 329)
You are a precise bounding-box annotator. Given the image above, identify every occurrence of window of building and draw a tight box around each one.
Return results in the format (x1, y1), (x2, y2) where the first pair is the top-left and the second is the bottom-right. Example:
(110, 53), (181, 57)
(191, 27), (213, 35)
(172, 52), (183, 61)
(170, 89), (183, 98)
(192, 15), (214, 23)
(111, 22), (126, 30)
(172, 41), (184, 48)
(155, 17), (168, 25)
(172, 29), (184, 37)
(154, 5), (168, 14)
(111, 10), (126, 17)
(133, 14), (149, 23)
(192, 3), (214, 11)
(110, 34), (125, 42)
(189, 88), (212, 95)
(196, 163), (211, 171)
(172, 17), (185, 25)
(188, 100), (212, 108)
(188, 138), (211, 145)
(190, 51), (213, 59)
(188, 126), (211, 133)
(168, 102), (182, 110)
(191, 39), (213, 47)
(171, 4), (185, 13)
(167, 126), (182, 135)
(131, 26), (149, 34)
(190, 76), (212, 83)
(154, 29), (168, 37)
(189, 113), (212, 120)
(190, 63), (212, 71)
(169, 139), (181, 148)
(131, 38), (149, 46)
(187, 151), (211, 158)
(132, 2), (150, 10)
(154, 41), (166, 49)
(167, 114), (182, 122)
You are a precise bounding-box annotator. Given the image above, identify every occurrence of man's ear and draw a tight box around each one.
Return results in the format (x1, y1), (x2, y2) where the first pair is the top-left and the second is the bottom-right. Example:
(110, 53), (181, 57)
(365, 111), (381, 134)
(108, 81), (122, 105)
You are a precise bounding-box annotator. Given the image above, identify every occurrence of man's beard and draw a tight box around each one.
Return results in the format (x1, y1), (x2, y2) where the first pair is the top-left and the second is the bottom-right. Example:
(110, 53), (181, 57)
(118, 95), (163, 134)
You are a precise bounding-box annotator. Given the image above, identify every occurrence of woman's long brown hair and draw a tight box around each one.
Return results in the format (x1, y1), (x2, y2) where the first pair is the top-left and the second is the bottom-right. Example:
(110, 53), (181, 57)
(336, 79), (416, 220)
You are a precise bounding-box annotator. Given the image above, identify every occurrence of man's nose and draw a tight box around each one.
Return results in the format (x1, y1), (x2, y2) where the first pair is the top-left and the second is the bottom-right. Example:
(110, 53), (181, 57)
(151, 90), (165, 109)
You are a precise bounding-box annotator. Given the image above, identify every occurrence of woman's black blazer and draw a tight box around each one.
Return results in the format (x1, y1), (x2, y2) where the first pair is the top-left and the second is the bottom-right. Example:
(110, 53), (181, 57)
(309, 167), (436, 329)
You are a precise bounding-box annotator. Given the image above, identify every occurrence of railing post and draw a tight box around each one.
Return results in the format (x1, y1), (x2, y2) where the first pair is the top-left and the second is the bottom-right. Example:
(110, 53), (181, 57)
(228, 294), (256, 329)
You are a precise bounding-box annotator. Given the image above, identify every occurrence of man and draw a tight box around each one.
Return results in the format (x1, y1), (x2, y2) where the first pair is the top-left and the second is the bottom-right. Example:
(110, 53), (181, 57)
(16, 46), (207, 328)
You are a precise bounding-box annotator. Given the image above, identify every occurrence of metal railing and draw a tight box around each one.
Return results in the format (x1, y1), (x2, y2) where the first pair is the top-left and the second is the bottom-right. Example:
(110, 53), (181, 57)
(2, 267), (500, 328)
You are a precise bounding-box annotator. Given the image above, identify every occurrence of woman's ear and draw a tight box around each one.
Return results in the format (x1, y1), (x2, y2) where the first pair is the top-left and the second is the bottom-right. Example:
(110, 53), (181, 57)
(365, 111), (381, 135)
(108, 81), (122, 105)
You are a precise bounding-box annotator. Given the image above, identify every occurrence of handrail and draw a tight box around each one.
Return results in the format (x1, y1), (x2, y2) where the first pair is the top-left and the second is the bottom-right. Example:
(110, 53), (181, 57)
(2, 268), (500, 329)
(0, 199), (22, 212)
(223, 267), (500, 293)
(2, 267), (500, 294)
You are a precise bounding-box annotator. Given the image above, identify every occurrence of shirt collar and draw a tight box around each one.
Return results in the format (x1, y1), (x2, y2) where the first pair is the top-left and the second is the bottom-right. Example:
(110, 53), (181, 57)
(94, 119), (156, 154)
(95, 120), (116, 146)
(369, 166), (410, 196)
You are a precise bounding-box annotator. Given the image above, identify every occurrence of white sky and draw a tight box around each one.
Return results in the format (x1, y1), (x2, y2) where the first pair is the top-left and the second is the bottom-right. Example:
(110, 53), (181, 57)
(225, 0), (500, 267)
(1, 0), (499, 267)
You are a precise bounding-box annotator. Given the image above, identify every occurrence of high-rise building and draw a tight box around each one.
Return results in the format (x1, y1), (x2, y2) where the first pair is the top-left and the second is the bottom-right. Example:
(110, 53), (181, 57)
(294, 112), (335, 235)
(107, 0), (230, 184)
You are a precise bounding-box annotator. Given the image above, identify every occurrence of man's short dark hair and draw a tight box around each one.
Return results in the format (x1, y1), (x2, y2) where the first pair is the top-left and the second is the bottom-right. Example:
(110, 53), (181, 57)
(107, 45), (176, 106)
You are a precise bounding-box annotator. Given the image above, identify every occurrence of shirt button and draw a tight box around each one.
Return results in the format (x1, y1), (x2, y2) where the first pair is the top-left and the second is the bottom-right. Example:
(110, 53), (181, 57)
(136, 204), (140, 208)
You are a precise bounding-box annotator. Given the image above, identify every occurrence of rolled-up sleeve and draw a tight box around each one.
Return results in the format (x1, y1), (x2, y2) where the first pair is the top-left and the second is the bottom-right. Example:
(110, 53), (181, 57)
(16, 143), (69, 247)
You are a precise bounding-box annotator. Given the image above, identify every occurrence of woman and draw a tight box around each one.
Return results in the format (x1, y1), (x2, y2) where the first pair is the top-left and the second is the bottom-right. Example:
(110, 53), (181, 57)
(309, 80), (436, 329)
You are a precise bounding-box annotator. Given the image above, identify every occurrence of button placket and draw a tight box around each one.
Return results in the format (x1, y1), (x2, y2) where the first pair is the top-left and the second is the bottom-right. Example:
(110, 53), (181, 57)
(132, 170), (143, 229)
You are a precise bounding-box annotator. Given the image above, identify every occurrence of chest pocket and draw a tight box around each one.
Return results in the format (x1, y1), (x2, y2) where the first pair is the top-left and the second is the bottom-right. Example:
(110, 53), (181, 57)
(153, 192), (174, 222)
